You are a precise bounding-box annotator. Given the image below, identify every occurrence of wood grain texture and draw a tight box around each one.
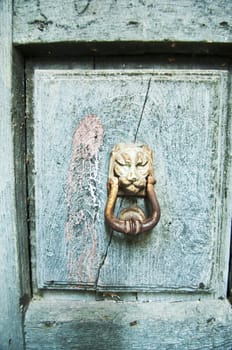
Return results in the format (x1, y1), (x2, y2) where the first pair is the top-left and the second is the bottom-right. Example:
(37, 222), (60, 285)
(226, 68), (232, 301)
(26, 58), (94, 294)
(13, 0), (232, 45)
(26, 59), (94, 294)
(25, 299), (232, 350)
(97, 70), (230, 295)
(29, 68), (230, 298)
(13, 49), (31, 308)
(0, 2), (29, 349)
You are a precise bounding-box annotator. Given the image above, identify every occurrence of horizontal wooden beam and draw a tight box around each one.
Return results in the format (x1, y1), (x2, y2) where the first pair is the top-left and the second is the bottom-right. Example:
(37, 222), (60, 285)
(13, 0), (232, 45)
(25, 299), (232, 349)
(14, 41), (232, 58)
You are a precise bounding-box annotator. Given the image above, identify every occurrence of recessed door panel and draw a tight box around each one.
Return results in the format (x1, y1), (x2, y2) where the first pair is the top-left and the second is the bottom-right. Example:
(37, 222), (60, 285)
(30, 69), (228, 294)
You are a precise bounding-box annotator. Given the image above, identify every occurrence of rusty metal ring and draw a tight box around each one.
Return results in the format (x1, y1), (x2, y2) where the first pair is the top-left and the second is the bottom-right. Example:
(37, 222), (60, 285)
(105, 175), (160, 235)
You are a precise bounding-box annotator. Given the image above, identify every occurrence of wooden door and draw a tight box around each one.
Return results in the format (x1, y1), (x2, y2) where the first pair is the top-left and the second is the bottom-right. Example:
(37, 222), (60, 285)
(1, 1), (232, 349)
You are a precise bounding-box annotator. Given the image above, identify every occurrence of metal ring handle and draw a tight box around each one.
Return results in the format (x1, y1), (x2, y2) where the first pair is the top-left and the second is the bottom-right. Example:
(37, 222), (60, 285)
(105, 175), (160, 235)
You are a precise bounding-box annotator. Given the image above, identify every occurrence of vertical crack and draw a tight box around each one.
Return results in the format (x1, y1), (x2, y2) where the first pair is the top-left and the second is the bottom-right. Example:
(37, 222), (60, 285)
(95, 229), (113, 289)
(23, 59), (33, 296)
(95, 196), (125, 289)
(134, 77), (151, 142)
(96, 78), (152, 291)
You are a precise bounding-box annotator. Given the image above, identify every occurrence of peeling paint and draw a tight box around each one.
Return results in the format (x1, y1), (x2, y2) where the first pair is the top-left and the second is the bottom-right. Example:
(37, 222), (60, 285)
(66, 114), (104, 281)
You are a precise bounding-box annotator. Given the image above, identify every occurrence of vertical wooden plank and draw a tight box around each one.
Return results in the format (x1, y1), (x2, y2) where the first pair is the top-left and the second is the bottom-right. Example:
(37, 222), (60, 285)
(0, 2), (29, 349)
(13, 48), (31, 305)
(30, 69), (150, 289)
(229, 221), (232, 302)
(227, 71), (232, 302)
(25, 58), (94, 294)
(97, 70), (229, 295)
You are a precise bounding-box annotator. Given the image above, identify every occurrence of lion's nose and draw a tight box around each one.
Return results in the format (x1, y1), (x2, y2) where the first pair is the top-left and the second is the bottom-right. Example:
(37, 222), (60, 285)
(128, 167), (137, 182)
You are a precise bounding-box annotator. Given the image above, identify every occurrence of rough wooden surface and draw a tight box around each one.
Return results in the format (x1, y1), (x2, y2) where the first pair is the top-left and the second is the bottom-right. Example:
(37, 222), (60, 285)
(25, 299), (232, 350)
(25, 58), (93, 294)
(227, 68), (232, 301)
(13, 49), (31, 308)
(29, 67), (230, 298)
(0, 1), (29, 349)
(0, 1), (230, 349)
(13, 0), (232, 45)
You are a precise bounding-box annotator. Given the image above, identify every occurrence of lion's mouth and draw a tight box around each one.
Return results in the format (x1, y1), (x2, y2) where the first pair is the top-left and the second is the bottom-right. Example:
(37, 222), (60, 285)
(119, 179), (146, 194)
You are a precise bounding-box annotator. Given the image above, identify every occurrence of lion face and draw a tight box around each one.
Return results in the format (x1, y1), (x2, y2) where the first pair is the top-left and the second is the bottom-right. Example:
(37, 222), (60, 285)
(109, 143), (153, 195)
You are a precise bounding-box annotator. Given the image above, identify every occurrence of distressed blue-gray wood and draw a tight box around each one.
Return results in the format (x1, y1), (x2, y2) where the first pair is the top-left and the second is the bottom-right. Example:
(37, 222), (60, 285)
(95, 55), (232, 301)
(13, 0), (232, 45)
(97, 70), (230, 295)
(30, 69), (230, 298)
(25, 299), (232, 350)
(7, 1), (232, 349)
(0, 1), (30, 349)
(13, 49), (31, 305)
(25, 59), (94, 294)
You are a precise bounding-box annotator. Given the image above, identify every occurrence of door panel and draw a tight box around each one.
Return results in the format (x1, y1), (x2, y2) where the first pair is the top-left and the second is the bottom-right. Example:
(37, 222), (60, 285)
(28, 63), (229, 297)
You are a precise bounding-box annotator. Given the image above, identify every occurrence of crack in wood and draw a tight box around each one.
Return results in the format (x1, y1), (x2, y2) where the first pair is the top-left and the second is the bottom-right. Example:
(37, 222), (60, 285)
(96, 176), (134, 288)
(95, 188), (126, 288)
(96, 78), (152, 285)
(95, 230), (113, 289)
(134, 77), (151, 141)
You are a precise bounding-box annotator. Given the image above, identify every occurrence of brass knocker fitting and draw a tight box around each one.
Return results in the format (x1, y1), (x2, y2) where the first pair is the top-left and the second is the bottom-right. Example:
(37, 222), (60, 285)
(104, 143), (160, 235)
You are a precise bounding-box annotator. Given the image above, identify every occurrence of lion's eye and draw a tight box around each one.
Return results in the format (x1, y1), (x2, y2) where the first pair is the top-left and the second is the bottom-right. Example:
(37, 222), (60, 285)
(115, 154), (131, 167)
(136, 160), (148, 167)
(116, 159), (131, 167)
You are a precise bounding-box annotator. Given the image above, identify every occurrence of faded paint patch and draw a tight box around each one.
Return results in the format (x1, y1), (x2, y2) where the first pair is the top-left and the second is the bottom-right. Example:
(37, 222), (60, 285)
(66, 114), (104, 282)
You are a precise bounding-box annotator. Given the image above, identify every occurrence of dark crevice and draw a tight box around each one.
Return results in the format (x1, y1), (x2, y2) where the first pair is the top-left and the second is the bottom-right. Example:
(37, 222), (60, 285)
(95, 77), (152, 289)
(134, 77), (151, 141)
(95, 229), (113, 289)
(24, 59), (33, 296)
(95, 196), (125, 289)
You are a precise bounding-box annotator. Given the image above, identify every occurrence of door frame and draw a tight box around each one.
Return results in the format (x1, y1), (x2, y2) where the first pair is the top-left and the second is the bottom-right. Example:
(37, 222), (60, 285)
(1, 1), (232, 348)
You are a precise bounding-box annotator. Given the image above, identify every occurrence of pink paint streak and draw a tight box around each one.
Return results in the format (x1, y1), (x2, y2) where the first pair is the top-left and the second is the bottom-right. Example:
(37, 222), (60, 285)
(66, 114), (104, 282)
(67, 114), (104, 201)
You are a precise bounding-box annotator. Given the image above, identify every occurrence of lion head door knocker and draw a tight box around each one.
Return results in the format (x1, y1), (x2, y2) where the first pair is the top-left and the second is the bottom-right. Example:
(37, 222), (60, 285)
(105, 143), (160, 235)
